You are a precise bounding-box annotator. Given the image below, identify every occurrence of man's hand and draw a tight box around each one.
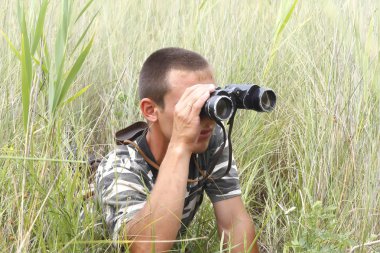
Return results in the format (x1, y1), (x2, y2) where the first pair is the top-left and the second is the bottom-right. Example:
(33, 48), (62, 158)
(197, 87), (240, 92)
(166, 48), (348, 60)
(170, 84), (215, 152)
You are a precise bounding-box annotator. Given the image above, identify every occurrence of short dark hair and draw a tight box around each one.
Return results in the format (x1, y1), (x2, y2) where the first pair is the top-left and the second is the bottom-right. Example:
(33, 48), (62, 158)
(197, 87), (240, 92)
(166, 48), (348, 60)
(138, 47), (210, 108)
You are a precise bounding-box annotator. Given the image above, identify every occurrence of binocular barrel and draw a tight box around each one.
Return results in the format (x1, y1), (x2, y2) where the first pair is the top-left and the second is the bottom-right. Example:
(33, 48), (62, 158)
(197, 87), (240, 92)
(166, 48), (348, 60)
(201, 84), (276, 121)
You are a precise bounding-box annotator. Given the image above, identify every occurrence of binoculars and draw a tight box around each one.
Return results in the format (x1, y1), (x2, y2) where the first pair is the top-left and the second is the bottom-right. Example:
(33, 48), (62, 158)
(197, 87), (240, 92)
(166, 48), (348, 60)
(201, 84), (276, 121)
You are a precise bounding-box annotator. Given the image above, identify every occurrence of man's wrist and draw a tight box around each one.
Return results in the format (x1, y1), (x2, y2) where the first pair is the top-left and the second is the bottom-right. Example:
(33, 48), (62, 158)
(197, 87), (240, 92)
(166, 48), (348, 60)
(167, 140), (192, 155)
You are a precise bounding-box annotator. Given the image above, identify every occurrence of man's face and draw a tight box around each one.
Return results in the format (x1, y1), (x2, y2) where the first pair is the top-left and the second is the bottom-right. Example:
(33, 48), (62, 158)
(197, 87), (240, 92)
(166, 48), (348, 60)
(156, 68), (216, 153)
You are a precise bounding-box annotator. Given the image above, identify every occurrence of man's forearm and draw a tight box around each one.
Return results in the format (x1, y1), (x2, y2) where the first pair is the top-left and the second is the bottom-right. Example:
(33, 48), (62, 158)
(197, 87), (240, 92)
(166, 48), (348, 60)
(229, 219), (258, 253)
(215, 199), (259, 253)
(125, 144), (191, 252)
(219, 221), (258, 253)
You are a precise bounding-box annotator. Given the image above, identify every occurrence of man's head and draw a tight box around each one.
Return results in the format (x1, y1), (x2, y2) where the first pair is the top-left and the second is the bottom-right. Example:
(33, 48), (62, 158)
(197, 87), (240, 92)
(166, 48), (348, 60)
(139, 47), (210, 108)
(139, 47), (216, 155)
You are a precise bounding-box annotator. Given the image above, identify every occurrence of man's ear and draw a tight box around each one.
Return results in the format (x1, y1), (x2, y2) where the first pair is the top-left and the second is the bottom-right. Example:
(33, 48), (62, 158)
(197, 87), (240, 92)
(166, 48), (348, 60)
(140, 98), (159, 122)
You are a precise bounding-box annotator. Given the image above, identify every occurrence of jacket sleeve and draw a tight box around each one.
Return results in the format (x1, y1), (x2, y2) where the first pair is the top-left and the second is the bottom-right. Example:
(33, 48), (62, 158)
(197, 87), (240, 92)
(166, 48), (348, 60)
(95, 146), (152, 240)
(204, 125), (242, 203)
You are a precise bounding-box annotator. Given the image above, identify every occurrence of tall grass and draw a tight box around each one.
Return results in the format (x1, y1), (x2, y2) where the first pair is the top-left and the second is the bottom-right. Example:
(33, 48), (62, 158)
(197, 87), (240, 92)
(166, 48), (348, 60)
(0, 0), (379, 252)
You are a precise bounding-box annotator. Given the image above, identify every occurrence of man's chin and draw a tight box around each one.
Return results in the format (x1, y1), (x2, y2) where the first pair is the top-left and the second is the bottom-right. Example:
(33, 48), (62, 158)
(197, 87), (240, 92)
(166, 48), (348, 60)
(193, 141), (211, 154)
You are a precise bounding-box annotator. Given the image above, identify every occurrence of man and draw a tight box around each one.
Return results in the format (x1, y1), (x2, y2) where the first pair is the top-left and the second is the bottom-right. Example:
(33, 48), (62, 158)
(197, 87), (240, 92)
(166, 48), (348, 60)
(95, 47), (259, 252)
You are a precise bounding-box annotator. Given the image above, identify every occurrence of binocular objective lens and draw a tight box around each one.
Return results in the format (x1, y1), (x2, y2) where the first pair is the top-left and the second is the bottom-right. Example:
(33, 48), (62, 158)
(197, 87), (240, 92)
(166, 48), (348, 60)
(259, 90), (276, 111)
(216, 99), (228, 118)
(261, 92), (270, 108)
(215, 97), (233, 120)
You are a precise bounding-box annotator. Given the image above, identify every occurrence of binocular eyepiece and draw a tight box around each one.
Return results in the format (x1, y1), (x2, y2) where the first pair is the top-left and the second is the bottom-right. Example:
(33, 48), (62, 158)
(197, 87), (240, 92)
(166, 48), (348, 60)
(201, 84), (276, 121)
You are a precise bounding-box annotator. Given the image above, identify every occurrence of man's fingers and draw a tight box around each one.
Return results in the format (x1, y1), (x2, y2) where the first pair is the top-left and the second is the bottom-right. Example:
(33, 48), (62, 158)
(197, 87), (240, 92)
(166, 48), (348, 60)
(190, 85), (215, 113)
(181, 83), (215, 100)
(189, 92), (211, 115)
(177, 84), (215, 112)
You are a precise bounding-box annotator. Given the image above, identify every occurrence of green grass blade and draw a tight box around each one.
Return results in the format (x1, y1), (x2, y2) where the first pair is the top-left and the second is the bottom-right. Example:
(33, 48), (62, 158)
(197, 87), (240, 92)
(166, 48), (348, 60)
(56, 37), (93, 108)
(0, 29), (21, 60)
(72, 11), (98, 53)
(74, 0), (95, 24)
(54, 25), (66, 83)
(21, 33), (33, 131)
(55, 0), (71, 80)
(0, 155), (87, 163)
(17, 1), (30, 45)
(51, 0), (72, 114)
(18, 2), (33, 131)
(62, 83), (92, 106)
(263, 0), (298, 79)
(274, 0), (298, 44)
(52, 29), (66, 113)
(31, 55), (48, 74)
(31, 0), (49, 55)
(61, 0), (71, 41)
(48, 76), (55, 115)
(16, 0), (23, 32)
(55, 29), (66, 85)
(43, 35), (51, 70)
